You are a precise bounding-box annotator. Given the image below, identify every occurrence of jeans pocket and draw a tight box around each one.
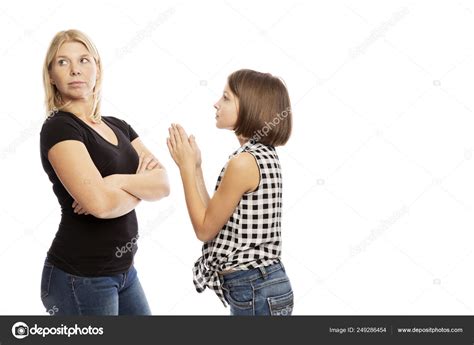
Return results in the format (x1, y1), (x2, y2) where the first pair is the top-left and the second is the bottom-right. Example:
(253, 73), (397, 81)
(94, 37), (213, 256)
(222, 284), (254, 311)
(41, 264), (54, 300)
(267, 290), (294, 316)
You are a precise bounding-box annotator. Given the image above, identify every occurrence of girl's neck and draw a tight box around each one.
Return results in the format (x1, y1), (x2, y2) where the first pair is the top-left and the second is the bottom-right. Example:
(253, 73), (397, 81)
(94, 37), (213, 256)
(237, 136), (247, 146)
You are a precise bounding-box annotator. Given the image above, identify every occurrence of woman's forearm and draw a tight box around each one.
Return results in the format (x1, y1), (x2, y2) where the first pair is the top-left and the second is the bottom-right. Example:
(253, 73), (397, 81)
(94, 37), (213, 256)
(116, 168), (170, 202)
(95, 186), (141, 219)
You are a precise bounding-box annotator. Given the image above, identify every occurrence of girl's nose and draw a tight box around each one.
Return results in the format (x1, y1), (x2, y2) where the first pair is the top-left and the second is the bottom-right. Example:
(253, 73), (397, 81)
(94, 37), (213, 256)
(214, 103), (219, 110)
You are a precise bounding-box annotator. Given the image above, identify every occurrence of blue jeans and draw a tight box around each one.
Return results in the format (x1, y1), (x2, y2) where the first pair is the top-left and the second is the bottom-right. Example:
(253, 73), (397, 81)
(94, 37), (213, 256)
(220, 262), (294, 316)
(40, 258), (151, 315)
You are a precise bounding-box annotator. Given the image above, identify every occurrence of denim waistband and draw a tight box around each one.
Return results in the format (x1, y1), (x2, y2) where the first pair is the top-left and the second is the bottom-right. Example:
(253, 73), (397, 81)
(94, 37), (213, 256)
(220, 261), (284, 283)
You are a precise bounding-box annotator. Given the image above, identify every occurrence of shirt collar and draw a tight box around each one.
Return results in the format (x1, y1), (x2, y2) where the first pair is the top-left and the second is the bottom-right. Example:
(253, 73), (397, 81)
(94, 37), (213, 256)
(229, 139), (257, 158)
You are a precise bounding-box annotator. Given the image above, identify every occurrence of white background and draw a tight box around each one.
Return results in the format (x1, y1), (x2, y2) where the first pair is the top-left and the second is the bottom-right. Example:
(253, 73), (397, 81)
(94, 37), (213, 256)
(0, 0), (473, 315)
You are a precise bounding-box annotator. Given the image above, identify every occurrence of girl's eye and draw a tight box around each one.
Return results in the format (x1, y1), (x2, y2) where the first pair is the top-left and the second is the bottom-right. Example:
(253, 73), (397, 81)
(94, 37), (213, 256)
(223, 95), (228, 101)
(80, 57), (90, 63)
(58, 59), (68, 66)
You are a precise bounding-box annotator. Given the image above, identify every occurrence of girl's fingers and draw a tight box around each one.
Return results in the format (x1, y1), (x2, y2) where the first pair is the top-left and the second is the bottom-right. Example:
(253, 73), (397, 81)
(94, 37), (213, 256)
(169, 127), (177, 148)
(167, 138), (174, 157)
(171, 124), (182, 145)
(167, 138), (180, 166)
(176, 124), (188, 142)
(72, 200), (77, 208)
(189, 135), (197, 148)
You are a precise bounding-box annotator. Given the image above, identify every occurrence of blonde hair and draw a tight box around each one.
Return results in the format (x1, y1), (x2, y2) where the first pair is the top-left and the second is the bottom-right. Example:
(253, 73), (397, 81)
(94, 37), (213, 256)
(43, 29), (102, 122)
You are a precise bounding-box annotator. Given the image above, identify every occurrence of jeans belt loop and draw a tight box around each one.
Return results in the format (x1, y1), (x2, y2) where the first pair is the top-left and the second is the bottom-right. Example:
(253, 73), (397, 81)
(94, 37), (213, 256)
(121, 271), (128, 289)
(258, 266), (268, 280)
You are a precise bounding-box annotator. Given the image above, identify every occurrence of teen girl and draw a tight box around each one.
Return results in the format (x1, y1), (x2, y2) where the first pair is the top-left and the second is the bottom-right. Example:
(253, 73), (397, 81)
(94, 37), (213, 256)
(167, 69), (294, 315)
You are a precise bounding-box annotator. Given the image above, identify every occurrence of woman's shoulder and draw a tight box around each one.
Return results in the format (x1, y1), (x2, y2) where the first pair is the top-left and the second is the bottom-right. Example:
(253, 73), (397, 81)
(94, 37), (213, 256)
(102, 115), (121, 124)
(40, 111), (80, 132)
(102, 115), (138, 141)
(39, 111), (86, 153)
(102, 115), (131, 130)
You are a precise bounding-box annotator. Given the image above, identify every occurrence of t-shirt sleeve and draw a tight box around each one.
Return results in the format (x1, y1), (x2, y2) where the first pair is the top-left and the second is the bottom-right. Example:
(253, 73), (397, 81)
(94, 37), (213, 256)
(40, 115), (85, 155)
(106, 116), (139, 142)
(126, 120), (139, 142)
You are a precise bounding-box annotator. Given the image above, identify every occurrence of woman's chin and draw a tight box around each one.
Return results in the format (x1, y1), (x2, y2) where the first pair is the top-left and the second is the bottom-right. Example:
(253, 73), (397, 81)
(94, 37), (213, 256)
(64, 89), (94, 100)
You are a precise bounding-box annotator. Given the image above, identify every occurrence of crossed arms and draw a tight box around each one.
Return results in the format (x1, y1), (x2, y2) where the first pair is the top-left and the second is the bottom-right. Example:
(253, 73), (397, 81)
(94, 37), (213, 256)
(48, 137), (170, 219)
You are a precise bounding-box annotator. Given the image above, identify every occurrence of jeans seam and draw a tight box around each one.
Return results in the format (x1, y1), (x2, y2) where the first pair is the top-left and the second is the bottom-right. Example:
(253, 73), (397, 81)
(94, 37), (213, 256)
(225, 290), (254, 309)
(252, 283), (256, 316)
(43, 265), (54, 299)
(222, 283), (254, 310)
(254, 277), (289, 291)
(267, 290), (294, 316)
(69, 276), (82, 315)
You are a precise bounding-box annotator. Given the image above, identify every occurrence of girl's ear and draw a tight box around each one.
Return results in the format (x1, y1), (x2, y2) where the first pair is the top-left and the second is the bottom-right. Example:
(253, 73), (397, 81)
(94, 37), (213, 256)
(233, 97), (239, 112)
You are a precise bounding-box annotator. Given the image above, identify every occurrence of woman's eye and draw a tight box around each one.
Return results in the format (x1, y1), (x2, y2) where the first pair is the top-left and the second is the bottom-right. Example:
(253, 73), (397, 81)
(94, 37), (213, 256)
(58, 59), (67, 66)
(80, 57), (89, 63)
(223, 95), (228, 100)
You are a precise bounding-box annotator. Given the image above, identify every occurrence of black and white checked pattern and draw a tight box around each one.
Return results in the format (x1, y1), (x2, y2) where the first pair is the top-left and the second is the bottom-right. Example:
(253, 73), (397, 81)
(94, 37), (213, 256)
(193, 140), (283, 306)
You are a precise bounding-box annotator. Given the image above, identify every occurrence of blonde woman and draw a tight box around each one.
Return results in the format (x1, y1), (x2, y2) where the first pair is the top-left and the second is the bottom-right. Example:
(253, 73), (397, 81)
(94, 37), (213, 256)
(39, 30), (169, 315)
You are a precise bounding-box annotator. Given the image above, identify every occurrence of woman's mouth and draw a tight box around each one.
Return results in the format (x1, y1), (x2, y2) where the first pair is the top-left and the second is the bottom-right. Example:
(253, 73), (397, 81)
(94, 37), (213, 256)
(68, 81), (85, 86)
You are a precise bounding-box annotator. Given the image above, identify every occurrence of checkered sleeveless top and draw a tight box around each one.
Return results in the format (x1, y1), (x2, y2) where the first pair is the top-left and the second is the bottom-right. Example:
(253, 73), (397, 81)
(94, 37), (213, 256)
(193, 140), (283, 306)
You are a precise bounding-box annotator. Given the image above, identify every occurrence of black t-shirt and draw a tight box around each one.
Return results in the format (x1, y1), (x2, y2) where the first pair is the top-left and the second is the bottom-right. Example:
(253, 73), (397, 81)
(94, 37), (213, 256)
(40, 111), (140, 276)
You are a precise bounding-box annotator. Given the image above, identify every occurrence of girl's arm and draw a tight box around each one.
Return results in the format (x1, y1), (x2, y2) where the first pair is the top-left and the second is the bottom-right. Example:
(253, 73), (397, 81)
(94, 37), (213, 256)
(190, 134), (211, 206)
(48, 140), (141, 219)
(167, 124), (259, 242)
(195, 165), (210, 206)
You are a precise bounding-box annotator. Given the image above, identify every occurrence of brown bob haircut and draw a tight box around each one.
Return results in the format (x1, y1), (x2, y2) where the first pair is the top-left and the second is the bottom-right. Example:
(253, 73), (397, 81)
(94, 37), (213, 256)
(228, 69), (292, 147)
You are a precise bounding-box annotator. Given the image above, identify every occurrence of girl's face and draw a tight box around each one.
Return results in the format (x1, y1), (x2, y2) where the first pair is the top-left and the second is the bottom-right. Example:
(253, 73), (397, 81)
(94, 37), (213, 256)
(214, 84), (238, 130)
(49, 41), (98, 103)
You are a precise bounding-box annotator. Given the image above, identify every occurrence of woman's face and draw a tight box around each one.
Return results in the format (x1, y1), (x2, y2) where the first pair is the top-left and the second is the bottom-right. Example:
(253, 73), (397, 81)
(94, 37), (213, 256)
(214, 84), (238, 130)
(49, 41), (98, 103)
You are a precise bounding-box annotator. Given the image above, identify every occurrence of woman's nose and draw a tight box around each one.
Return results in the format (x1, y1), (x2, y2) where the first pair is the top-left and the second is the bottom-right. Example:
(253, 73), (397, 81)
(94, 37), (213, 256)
(70, 64), (81, 76)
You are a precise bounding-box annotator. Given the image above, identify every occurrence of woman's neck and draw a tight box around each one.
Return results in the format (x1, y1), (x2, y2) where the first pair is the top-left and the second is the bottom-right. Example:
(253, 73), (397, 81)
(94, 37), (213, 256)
(64, 99), (94, 122)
